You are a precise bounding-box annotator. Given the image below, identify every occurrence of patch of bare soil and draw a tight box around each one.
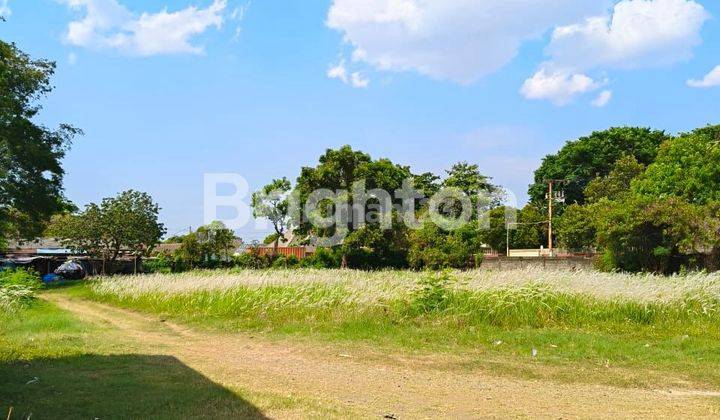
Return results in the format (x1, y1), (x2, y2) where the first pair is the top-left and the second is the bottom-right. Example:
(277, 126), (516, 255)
(44, 294), (720, 419)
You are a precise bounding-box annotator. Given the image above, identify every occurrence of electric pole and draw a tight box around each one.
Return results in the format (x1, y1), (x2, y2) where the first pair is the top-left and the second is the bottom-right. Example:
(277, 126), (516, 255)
(548, 180), (553, 255)
(545, 179), (566, 257)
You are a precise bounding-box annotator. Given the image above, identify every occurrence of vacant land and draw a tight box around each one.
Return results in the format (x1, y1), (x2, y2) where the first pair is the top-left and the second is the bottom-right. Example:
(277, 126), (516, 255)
(3, 268), (720, 418)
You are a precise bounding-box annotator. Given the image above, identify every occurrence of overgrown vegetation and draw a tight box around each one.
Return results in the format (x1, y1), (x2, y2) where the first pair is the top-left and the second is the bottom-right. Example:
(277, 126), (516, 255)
(0, 269), (42, 312)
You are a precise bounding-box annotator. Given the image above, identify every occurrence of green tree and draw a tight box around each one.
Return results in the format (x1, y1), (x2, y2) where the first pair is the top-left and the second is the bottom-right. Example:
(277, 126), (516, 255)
(634, 125), (720, 205)
(592, 197), (710, 273)
(512, 204), (547, 249)
(408, 221), (482, 270)
(251, 177), (291, 254)
(584, 155), (645, 203)
(556, 204), (596, 251)
(49, 190), (165, 273)
(294, 146), (412, 266)
(529, 127), (668, 205)
(0, 37), (81, 244)
(196, 221), (237, 263)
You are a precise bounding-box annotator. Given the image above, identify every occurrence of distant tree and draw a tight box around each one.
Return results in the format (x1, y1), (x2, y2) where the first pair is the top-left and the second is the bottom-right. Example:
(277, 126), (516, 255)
(49, 190), (165, 273)
(408, 221), (482, 270)
(251, 177), (292, 255)
(556, 204), (596, 252)
(443, 162), (496, 198)
(177, 232), (203, 268)
(196, 220), (236, 262)
(633, 125), (720, 205)
(585, 155), (645, 203)
(592, 197), (708, 273)
(0, 37), (81, 244)
(294, 146), (412, 267)
(478, 206), (511, 253)
(512, 204), (547, 249)
(413, 172), (441, 198)
(529, 127), (668, 206)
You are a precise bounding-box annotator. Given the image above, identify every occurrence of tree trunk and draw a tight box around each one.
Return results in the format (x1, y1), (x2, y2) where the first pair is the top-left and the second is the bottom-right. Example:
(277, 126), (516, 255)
(341, 253), (348, 269)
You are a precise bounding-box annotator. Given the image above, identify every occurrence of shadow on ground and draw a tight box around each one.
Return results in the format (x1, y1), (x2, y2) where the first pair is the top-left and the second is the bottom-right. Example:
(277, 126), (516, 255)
(0, 354), (266, 419)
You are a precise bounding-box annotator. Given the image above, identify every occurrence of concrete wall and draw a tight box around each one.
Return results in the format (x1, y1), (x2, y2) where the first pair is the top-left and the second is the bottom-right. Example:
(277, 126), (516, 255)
(480, 256), (596, 271)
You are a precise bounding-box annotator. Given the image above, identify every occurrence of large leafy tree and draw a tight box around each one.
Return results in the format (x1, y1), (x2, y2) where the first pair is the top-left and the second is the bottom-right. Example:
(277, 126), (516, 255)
(294, 145), (412, 267)
(633, 125), (720, 205)
(49, 190), (165, 273)
(584, 154), (645, 204)
(1, 37), (80, 244)
(529, 127), (668, 206)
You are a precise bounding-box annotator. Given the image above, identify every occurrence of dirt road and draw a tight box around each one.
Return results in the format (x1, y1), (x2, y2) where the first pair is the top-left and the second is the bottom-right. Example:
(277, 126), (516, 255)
(44, 293), (720, 419)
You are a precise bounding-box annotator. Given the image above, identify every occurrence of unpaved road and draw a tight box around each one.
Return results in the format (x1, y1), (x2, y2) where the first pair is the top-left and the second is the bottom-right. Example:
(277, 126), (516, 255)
(44, 293), (720, 419)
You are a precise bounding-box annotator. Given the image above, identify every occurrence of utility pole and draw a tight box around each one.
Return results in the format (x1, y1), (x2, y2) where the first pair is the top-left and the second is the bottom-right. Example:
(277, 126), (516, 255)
(548, 180), (554, 255)
(545, 179), (566, 257)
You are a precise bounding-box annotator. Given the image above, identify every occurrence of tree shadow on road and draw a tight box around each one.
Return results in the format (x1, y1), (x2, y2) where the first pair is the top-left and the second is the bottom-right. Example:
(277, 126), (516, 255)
(0, 354), (267, 419)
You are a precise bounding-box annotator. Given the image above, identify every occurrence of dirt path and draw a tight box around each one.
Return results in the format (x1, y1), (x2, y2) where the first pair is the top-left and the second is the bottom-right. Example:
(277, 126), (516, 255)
(43, 293), (719, 419)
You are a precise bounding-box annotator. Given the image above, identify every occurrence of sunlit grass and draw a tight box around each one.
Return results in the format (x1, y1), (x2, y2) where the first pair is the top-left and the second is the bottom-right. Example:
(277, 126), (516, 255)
(68, 268), (720, 388)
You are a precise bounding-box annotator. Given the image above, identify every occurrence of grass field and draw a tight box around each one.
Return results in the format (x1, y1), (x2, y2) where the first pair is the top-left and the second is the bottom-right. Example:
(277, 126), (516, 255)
(67, 268), (720, 389)
(0, 301), (290, 419)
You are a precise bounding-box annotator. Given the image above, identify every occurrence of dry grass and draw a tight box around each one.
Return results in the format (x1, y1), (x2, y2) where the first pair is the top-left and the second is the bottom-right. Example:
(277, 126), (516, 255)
(90, 268), (720, 304)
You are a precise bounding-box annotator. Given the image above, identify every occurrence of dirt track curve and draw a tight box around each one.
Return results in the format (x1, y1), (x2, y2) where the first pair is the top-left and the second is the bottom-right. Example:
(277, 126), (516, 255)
(43, 293), (720, 419)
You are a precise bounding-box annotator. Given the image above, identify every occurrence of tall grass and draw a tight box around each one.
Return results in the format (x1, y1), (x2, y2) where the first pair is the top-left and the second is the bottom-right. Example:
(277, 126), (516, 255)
(71, 268), (720, 387)
(83, 268), (720, 332)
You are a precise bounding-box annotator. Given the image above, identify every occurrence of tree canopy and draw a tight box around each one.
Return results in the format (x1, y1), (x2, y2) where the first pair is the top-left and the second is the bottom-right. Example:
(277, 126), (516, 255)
(0, 37), (80, 243)
(529, 127), (668, 206)
(49, 190), (165, 272)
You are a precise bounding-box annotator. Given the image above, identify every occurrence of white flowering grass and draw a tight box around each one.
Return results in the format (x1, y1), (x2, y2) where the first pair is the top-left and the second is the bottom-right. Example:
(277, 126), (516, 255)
(90, 268), (720, 304)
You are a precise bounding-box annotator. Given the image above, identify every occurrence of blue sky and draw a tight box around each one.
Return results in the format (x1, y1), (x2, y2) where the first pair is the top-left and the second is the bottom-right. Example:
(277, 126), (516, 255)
(2, 0), (719, 239)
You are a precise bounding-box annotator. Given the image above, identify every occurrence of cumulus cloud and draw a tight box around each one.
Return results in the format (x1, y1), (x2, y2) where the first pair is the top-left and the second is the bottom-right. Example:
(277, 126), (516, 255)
(523, 0), (708, 104)
(327, 59), (370, 88)
(326, 0), (610, 84)
(62, 0), (228, 56)
(521, 69), (602, 106)
(688, 66), (720, 88)
(591, 90), (613, 107)
(547, 0), (708, 71)
(0, 0), (11, 17)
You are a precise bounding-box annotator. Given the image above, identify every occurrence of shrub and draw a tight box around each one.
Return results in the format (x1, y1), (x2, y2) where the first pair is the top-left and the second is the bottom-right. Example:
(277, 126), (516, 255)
(410, 271), (454, 314)
(0, 269), (42, 311)
(300, 247), (341, 269)
(0, 268), (43, 290)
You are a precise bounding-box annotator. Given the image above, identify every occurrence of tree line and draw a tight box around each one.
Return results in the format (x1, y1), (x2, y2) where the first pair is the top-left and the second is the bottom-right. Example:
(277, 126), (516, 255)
(2, 34), (718, 274)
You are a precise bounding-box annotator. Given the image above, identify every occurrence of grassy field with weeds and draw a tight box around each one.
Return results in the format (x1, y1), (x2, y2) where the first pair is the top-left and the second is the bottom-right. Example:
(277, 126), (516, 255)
(69, 268), (720, 389)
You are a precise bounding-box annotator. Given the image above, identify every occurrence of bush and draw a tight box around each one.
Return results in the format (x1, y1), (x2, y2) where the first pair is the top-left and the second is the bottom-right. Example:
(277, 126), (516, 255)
(271, 255), (300, 269)
(410, 271), (454, 314)
(143, 255), (173, 274)
(0, 268), (43, 290)
(300, 247), (341, 269)
(0, 269), (42, 311)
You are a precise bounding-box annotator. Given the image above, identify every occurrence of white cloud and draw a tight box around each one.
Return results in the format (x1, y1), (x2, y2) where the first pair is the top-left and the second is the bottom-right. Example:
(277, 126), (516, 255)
(326, 0), (610, 84)
(350, 72), (369, 88)
(327, 60), (349, 83)
(62, 0), (228, 56)
(547, 0), (709, 71)
(523, 0), (708, 105)
(688, 65), (720, 88)
(591, 90), (613, 107)
(327, 59), (369, 88)
(0, 0), (11, 17)
(521, 69), (602, 106)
